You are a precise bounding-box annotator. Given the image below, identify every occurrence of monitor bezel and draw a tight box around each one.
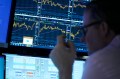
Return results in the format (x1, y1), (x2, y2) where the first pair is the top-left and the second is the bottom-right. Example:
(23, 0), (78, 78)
(7, 0), (88, 56)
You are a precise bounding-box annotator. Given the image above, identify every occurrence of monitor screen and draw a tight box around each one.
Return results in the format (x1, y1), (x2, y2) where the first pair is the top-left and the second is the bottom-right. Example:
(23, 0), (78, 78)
(10, 0), (90, 52)
(4, 53), (85, 79)
(0, 55), (5, 79)
(0, 0), (13, 48)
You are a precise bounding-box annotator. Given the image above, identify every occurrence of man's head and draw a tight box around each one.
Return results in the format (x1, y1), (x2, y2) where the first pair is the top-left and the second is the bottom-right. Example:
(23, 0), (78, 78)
(83, 0), (120, 55)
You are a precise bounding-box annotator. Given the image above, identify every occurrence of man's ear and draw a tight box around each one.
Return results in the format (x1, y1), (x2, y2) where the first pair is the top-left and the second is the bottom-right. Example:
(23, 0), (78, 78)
(99, 22), (109, 37)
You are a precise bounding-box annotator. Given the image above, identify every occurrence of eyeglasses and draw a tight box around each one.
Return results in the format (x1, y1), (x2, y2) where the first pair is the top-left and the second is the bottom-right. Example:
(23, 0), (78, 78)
(80, 21), (102, 36)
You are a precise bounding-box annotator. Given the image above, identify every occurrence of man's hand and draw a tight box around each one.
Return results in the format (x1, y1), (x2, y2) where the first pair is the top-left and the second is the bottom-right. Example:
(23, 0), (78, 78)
(49, 35), (77, 79)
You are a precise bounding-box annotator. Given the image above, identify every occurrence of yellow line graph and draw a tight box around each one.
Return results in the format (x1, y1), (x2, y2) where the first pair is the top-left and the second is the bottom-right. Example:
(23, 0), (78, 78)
(73, 3), (86, 8)
(38, 25), (82, 39)
(38, 24), (66, 33)
(42, 0), (68, 9)
(13, 21), (82, 39)
(33, 0), (86, 9)
(13, 22), (36, 30)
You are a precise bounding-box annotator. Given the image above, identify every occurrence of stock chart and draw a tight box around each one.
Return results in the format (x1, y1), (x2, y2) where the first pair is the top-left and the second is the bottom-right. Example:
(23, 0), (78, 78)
(10, 0), (90, 52)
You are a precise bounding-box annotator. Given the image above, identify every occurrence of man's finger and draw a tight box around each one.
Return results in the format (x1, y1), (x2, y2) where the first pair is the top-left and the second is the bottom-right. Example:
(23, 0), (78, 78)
(67, 40), (76, 52)
(57, 35), (65, 46)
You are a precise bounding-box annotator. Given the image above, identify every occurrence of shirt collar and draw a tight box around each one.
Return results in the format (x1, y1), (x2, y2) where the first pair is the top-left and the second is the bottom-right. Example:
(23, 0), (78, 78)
(108, 35), (120, 49)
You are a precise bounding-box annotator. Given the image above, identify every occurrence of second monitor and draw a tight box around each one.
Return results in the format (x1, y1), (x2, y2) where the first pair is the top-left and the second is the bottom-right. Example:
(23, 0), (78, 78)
(4, 53), (85, 79)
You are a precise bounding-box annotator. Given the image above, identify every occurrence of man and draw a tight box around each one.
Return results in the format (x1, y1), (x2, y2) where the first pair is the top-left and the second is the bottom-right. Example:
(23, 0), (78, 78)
(49, 0), (120, 79)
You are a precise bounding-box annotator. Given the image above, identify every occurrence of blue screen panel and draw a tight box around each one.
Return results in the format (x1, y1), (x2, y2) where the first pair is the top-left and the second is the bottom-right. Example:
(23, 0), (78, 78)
(0, 0), (12, 47)
(10, 0), (90, 52)
(0, 55), (5, 79)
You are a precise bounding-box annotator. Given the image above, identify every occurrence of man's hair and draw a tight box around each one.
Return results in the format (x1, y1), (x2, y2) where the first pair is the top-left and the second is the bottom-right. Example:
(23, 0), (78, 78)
(85, 0), (120, 35)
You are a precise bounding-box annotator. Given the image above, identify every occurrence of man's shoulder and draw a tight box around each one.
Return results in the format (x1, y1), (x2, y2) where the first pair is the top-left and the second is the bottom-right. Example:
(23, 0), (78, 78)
(83, 35), (120, 79)
(87, 35), (120, 63)
(87, 47), (120, 63)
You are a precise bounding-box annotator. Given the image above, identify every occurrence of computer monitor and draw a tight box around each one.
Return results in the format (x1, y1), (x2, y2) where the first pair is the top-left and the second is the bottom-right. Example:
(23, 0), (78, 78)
(9, 0), (91, 52)
(0, 0), (15, 48)
(4, 53), (85, 79)
(0, 55), (5, 79)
